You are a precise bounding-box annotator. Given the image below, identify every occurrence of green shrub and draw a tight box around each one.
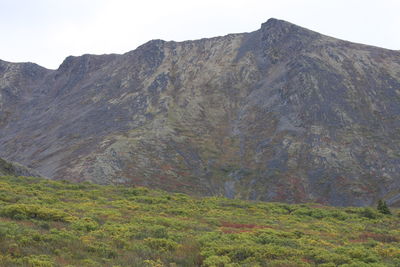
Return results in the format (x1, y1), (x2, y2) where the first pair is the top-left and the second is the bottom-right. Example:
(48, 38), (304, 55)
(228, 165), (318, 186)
(133, 225), (169, 239)
(377, 200), (391, 215)
(336, 247), (380, 263)
(71, 217), (99, 232)
(23, 255), (54, 267)
(0, 204), (70, 222)
(360, 207), (380, 219)
(203, 255), (234, 267)
(130, 196), (168, 204)
(124, 187), (149, 196)
(144, 238), (179, 252)
(312, 251), (351, 265)
(255, 234), (299, 248)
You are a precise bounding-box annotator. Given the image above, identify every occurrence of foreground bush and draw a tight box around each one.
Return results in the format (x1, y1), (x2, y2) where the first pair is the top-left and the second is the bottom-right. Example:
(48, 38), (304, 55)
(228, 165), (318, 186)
(0, 175), (399, 266)
(0, 204), (71, 221)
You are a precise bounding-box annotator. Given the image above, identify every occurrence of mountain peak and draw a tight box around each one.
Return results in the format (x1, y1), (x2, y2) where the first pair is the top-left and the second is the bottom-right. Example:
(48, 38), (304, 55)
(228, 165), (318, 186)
(261, 18), (294, 29)
(260, 18), (315, 35)
(260, 18), (319, 41)
(249, 18), (321, 65)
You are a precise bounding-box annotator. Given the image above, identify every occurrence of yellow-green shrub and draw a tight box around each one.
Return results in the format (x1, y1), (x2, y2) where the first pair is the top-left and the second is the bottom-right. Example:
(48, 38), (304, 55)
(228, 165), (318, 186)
(0, 204), (70, 222)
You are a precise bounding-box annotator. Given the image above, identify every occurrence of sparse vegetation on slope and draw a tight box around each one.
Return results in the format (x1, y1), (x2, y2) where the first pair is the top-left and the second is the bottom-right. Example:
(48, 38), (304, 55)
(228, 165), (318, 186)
(0, 158), (41, 177)
(0, 176), (399, 266)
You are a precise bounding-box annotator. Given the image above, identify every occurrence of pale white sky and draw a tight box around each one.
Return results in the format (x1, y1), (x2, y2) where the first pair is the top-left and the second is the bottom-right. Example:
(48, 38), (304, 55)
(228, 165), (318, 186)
(1, 0), (399, 69)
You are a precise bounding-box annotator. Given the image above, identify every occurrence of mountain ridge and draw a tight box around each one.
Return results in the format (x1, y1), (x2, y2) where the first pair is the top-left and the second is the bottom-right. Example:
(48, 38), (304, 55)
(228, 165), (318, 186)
(1, 18), (399, 206)
(3, 19), (399, 70)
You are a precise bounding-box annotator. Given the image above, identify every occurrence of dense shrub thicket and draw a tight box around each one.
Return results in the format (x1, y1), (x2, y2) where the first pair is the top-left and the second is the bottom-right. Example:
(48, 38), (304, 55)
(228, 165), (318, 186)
(0, 176), (399, 266)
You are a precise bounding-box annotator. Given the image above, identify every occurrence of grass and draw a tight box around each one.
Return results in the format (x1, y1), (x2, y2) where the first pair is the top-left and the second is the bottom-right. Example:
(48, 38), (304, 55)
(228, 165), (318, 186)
(0, 175), (399, 266)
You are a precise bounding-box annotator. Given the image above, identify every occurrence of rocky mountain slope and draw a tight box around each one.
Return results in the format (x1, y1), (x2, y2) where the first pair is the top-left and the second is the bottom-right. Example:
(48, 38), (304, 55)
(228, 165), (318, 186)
(0, 157), (41, 177)
(1, 19), (399, 206)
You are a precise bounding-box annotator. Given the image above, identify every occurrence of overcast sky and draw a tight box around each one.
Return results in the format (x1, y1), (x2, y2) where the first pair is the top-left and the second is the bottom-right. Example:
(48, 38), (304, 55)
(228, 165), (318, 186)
(1, 0), (399, 69)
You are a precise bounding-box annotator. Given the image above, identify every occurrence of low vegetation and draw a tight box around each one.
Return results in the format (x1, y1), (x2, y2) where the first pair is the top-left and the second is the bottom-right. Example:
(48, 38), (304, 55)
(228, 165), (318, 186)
(0, 158), (15, 176)
(0, 175), (399, 266)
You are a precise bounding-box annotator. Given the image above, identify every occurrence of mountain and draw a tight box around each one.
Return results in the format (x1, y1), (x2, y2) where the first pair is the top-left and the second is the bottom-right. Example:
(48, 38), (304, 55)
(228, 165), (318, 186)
(0, 157), (41, 177)
(1, 18), (399, 206)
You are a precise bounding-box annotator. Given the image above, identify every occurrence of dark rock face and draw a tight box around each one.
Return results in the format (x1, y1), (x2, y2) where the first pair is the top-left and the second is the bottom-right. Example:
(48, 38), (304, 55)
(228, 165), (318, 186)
(1, 19), (399, 206)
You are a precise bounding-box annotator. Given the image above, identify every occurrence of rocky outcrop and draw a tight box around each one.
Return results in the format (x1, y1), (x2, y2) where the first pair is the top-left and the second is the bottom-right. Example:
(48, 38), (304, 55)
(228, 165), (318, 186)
(1, 19), (399, 206)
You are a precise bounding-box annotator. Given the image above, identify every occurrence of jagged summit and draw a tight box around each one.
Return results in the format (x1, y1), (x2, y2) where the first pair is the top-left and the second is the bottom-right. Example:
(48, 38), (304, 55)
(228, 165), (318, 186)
(260, 18), (320, 44)
(261, 17), (300, 33)
(261, 18), (317, 34)
(1, 19), (400, 206)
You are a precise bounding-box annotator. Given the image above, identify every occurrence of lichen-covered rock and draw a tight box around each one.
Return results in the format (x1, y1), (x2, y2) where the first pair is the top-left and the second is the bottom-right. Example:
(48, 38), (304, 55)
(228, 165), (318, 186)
(1, 19), (399, 206)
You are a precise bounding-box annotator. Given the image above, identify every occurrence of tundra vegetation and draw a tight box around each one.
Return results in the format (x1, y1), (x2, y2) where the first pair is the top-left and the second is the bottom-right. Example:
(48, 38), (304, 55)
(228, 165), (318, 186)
(0, 176), (399, 266)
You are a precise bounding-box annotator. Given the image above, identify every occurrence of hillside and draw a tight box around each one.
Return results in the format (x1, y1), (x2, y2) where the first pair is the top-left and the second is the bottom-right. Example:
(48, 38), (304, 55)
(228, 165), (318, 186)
(1, 18), (400, 206)
(0, 175), (399, 266)
(0, 157), (41, 177)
